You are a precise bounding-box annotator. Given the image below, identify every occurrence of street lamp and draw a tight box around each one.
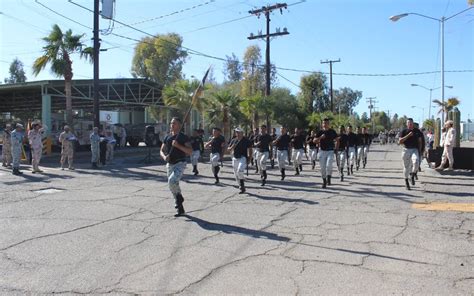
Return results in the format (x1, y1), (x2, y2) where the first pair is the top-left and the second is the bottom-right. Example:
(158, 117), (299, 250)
(410, 84), (453, 120)
(411, 105), (425, 125)
(390, 6), (473, 124)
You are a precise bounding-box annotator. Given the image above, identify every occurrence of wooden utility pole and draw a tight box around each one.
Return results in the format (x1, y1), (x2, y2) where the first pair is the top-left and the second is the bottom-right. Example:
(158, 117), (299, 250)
(321, 59), (340, 112)
(93, 0), (100, 128)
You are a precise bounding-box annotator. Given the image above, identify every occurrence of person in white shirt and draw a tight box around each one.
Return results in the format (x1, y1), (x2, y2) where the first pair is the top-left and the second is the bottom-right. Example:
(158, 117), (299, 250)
(436, 120), (456, 171)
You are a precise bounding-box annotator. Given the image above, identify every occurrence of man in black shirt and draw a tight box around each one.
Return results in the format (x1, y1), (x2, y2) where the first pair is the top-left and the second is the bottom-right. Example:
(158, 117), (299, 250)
(160, 117), (192, 217)
(306, 130), (318, 169)
(362, 127), (371, 168)
(255, 124), (272, 186)
(356, 127), (365, 171)
(270, 128), (277, 168)
(205, 127), (226, 184)
(336, 125), (349, 181)
(273, 127), (290, 180)
(346, 125), (357, 175)
(315, 118), (338, 188)
(228, 127), (252, 193)
(399, 118), (422, 190)
(249, 127), (259, 170)
(291, 128), (305, 175)
(190, 129), (203, 175)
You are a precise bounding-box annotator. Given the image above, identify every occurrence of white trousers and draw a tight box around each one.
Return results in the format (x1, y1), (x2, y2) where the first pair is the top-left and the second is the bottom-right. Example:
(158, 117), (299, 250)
(348, 147), (356, 166)
(277, 150), (288, 170)
(191, 150), (200, 166)
(319, 150), (334, 178)
(210, 152), (220, 167)
(440, 145), (454, 168)
(232, 156), (246, 182)
(256, 151), (269, 171)
(292, 148), (304, 168)
(402, 148), (419, 178)
(337, 150), (346, 170)
(309, 148), (318, 161)
(357, 146), (365, 164)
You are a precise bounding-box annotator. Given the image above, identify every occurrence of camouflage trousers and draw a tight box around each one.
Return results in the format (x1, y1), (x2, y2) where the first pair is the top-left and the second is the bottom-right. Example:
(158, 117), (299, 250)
(166, 161), (187, 207)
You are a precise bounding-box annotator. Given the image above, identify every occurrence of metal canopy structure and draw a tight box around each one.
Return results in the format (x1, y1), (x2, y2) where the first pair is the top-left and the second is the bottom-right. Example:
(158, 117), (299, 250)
(0, 78), (164, 113)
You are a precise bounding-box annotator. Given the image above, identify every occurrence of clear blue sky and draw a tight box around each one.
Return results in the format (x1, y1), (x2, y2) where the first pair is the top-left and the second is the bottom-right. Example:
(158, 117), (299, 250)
(1, 0), (473, 124)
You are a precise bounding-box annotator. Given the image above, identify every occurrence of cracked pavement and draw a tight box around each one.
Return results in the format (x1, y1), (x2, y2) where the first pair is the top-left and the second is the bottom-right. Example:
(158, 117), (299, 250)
(0, 145), (473, 295)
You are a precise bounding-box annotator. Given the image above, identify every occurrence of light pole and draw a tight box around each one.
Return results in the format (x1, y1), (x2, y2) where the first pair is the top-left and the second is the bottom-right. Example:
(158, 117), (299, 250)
(411, 106), (425, 126)
(410, 84), (453, 120)
(390, 6), (473, 124)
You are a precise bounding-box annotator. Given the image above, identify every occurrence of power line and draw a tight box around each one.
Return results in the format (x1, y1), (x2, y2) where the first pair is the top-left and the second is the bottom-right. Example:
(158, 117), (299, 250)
(183, 15), (253, 33)
(36, 0), (91, 30)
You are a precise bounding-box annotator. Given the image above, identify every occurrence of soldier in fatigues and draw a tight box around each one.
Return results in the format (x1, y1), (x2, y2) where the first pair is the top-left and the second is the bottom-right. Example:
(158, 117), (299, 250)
(228, 127), (252, 193)
(346, 125), (357, 175)
(205, 128), (226, 184)
(291, 128), (305, 175)
(90, 127), (100, 168)
(59, 125), (75, 170)
(190, 129), (203, 175)
(254, 124), (272, 186)
(315, 118), (338, 188)
(11, 124), (24, 175)
(273, 127), (290, 180)
(2, 124), (12, 168)
(306, 130), (318, 169)
(28, 122), (45, 173)
(399, 118), (422, 190)
(160, 117), (192, 217)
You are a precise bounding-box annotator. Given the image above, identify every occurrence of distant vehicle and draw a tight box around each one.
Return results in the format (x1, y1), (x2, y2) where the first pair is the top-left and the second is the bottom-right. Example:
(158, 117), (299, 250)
(125, 123), (164, 147)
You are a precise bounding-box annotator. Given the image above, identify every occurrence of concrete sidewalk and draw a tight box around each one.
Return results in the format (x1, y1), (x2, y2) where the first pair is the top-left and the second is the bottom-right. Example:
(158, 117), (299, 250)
(0, 144), (472, 295)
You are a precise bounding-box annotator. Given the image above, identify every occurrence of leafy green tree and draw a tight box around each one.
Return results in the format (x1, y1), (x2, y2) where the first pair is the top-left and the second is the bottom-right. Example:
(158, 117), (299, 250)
(131, 33), (187, 88)
(207, 88), (242, 139)
(333, 87), (362, 114)
(268, 87), (302, 130)
(223, 53), (243, 82)
(33, 24), (92, 125)
(432, 97), (460, 116)
(4, 58), (27, 83)
(361, 112), (369, 123)
(298, 72), (328, 114)
(241, 45), (265, 127)
(372, 111), (390, 130)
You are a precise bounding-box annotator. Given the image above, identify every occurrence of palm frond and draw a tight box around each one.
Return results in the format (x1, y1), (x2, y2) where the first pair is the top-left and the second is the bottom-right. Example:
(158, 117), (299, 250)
(32, 56), (50, 76)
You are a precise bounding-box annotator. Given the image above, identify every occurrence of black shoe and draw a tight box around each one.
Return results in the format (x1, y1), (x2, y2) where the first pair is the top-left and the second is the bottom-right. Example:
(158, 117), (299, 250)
(174, 205), (185, 217)
(347, 167), (350, 176)
(295, 167), (300, 176)
(92, 162), (98, 169)
(322, 178), (327, 188)
(410, 173), (415, 186)
(239, 180), (246, 194)
(414, 173), (418, 180)
(351, 165), (354, 174)
(255, 168), (259, 174)
(340, 169), (344, 181)
(356, 165), (359, 171)
(405, 178), (411, 190)
(194, 170), (199, 176)
(311, 161), (315, 170)
(175, 193), (184, 209)
(299, 164), (303, 171)
(271, 159), (274, 169)
(192, 165), (197, 173)
(12, 168), (20, 175)
(327, 175), (332, 185)
(281, 168), (285, 180)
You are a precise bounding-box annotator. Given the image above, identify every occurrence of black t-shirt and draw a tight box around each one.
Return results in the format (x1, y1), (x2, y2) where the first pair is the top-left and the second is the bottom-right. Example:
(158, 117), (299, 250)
(229, 137), (252, 158)
(363, 133), (372, 146)
(306, 135), (317, 148)
(401, 128), (421, 149)
(190, 136), (203, 151)
(163, 133), (189, 164)
(347, 132), (358, 147)
(210, 135), (225, 153)
(291, 134), (305, 149)
(255, 134), (272, 152)
(356, 133), (365, 146)
(338, 134), (348, 151)
(316, 129), (338, 150)
(275, 134), (290, 150)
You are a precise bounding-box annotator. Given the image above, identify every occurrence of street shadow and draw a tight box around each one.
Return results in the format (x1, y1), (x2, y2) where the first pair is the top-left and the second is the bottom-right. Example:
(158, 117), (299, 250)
(75, 165), (168, 182)
(424, 190), (474, 197)
(3, 173), (52, 185)
(245, 192), (319, 205)
(184, 215), (290, 242)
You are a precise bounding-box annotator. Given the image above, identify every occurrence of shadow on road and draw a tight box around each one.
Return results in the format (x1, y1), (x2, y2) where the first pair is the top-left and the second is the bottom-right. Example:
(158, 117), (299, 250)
(184, 215), (290, 242)
(245, 192), (319, 205)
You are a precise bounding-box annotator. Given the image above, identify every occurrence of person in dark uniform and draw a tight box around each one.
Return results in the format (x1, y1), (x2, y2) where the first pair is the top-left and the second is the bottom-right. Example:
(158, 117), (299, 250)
(160, 117), (192, 217)
(413, 124), (425, 178)
(346, 125), (357, 175)
(204, 127), (226, 184)
(315, 118), (338, 188)
(190, 129), (203, 175)
(399, 118), (422, 190)
(270, 127), (277, 169)
(336, 125), (349, 181)
(291, 128), (305, 175)
(254, 124), (272, 186)
(362, 127), (372, 168)
(306, 130), (318, 169)
(249, 127), (259, 170)
(356, 127), (364, 171)
(228, 127), (253, 193)
(273, 127), (290, 180)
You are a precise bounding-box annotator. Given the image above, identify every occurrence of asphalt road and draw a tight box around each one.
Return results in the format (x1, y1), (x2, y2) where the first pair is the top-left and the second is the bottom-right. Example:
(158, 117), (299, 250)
(0, 144), (473, 295)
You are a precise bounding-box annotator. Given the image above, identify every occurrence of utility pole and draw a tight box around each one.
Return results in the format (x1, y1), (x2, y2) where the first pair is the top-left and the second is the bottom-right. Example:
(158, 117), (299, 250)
(366, 97), (378, 134)
(93, 0), (100, 128)
(321, 59), (341, 112)
(248, 3), (289, 128)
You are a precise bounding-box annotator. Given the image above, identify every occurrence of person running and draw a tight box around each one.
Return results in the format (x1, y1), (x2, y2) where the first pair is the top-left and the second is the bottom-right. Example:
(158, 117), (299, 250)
(315, 118), (338, 188)
(291, 128), (305, 175)
(270, 127), (278, 169)
(205, 127), (226, 184)
(336, 125), (349, 181)
(190, 129), (203, 176)
(306, 130), (318, 169)
(346, 125), (357, 175)
(254, 124), (272, 186)
(356, 127), (364, 171)
(399, 118), (422, 190)
(362, 127), (371, 168)
(160, 117), (192, 217)
(273, 127), (291, 180)
(228, 127), (253, 193)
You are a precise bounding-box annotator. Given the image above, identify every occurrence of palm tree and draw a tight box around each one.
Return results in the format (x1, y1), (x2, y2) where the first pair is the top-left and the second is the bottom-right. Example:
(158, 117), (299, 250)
(33, 24), (92, 125)
(432, 97), (461, 116)
(207, 89), (242, 139)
